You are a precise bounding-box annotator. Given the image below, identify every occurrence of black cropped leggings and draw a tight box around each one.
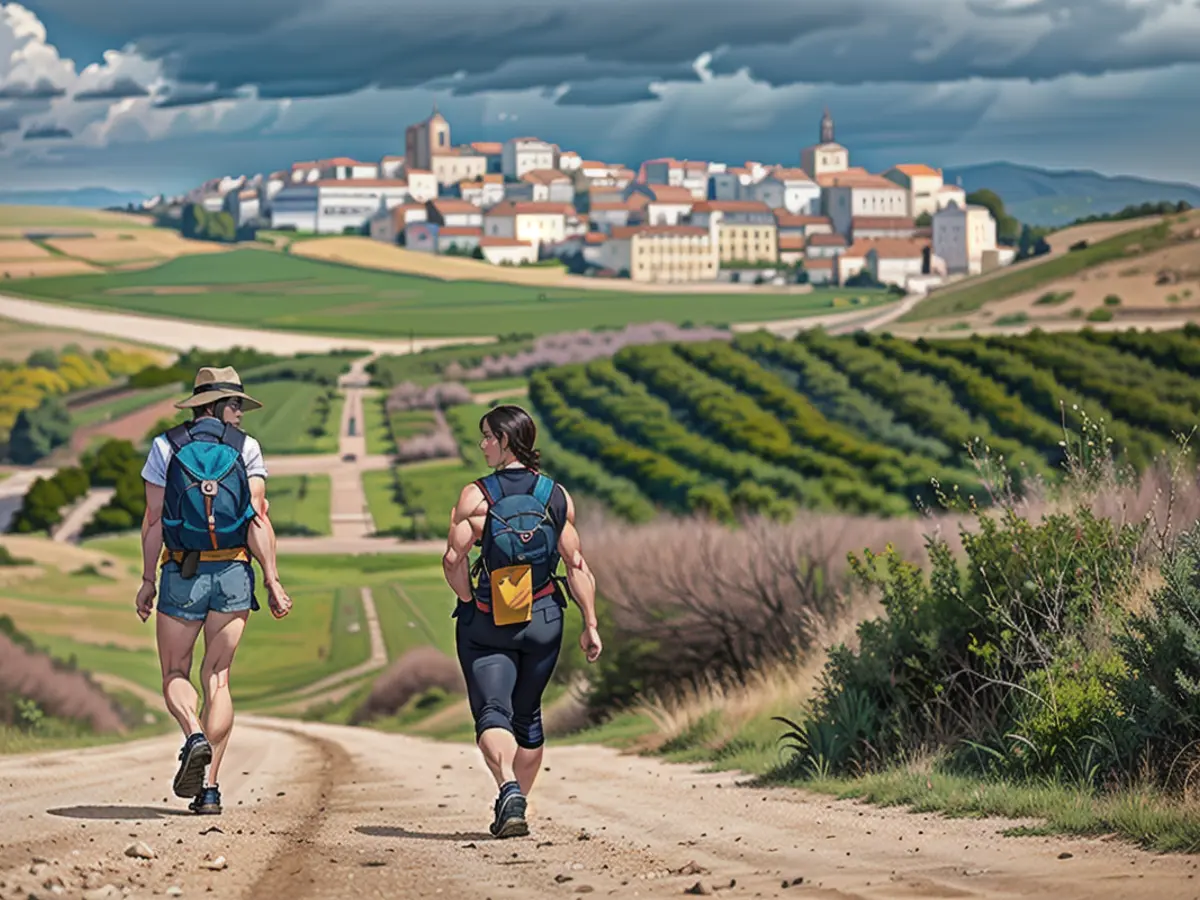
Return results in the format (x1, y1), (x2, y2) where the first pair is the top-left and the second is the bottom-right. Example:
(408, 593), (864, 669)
(453, 596), (565, 749)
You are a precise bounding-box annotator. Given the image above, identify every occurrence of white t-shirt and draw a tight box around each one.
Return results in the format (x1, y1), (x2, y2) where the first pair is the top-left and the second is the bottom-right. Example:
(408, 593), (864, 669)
(141, 426), (269, 487)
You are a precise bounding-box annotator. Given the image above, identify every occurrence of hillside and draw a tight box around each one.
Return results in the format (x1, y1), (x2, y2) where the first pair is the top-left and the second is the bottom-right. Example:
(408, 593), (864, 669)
(943, 162), (1200, 226)
(0, 189), (149, 209)
(527, 327), (1199, 522)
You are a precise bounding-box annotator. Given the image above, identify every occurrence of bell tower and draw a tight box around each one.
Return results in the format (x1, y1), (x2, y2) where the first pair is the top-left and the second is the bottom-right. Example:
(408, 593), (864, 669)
(820, 108), (834, 145)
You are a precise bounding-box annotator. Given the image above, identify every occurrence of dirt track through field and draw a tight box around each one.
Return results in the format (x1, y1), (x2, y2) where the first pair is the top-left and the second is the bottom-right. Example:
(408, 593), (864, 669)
(2, 717), (1198, 900)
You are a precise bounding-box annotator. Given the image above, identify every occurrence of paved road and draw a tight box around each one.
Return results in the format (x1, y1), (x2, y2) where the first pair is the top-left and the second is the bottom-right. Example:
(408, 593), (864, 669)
(0, 292), (496, 355)
(1, 718), (1196, 900)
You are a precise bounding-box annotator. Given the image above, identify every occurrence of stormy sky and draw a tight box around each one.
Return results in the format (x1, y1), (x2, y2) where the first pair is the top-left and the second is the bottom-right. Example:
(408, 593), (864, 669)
(1, 0), (1197, 194)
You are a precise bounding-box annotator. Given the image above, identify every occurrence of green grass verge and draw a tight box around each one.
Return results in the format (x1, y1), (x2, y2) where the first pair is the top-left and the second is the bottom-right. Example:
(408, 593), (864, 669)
(7, 248), (888, 338)
(468, 375), (529, 397)
(362, 392), (392, 455)
(266, 474), (331, 536)
(901, 221), (1174, 322)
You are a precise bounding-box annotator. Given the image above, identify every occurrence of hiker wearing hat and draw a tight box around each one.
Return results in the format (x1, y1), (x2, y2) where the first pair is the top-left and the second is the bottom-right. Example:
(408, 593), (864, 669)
(134, 365), (292, 815)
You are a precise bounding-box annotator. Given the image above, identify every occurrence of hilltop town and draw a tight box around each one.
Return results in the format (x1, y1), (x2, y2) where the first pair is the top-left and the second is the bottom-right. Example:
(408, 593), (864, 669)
(155, 108), (1013, 292)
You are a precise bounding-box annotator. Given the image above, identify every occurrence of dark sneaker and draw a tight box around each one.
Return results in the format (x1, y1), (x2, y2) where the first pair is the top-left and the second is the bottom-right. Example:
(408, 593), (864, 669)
(189, 785), (222, 816)
(489, 782), (528, 839)
(172, 733), (212, 799)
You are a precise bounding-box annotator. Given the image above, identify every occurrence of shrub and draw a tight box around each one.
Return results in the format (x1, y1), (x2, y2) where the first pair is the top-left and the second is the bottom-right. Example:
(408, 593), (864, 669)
(350, 647), (463, 724)
(1104, 294), (1122, 306)
(1087, 307), (1115, 322)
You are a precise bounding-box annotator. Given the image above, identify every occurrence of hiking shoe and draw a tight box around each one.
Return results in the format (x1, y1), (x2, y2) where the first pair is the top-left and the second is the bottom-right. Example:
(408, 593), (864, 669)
(172, 733), (212, 799)
(489, 782), (528, 839)
(189, 785), (222, 816)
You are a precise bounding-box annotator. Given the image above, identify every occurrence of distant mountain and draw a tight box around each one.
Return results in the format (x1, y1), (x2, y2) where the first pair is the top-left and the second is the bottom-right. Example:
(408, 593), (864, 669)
(940, 162), (1200, 227)
(0, 187), (150, 209)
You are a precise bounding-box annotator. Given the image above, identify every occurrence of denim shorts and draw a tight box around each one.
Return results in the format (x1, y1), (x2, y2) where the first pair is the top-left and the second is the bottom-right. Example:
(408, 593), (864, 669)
(157, 560), (260, 621)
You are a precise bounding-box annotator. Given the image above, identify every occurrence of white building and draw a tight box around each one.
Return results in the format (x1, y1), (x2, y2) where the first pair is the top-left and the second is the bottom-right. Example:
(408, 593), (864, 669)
(380, 155), (406, 179)
(864, 238), (932, 287)
(479, 237), (538, 266)
(225, 189), (260, 226)
(318, 158), (380, 180)
(624, 184), (695, 225)
(271, 180), (411, 234)
(747, 168), (821, 215)
(642, 158), (711, 199)
(404, 170), (438, 203)
(508, 169), (575, 204)
(933, 202), (998, 274)
(502, 138), (556, 179)
(427, 199), (484, 229)
(483, 201), (574, 251)
(821, 173), (910, 239)
(883, 164), (945, 220)
(557, 151), (582, 172)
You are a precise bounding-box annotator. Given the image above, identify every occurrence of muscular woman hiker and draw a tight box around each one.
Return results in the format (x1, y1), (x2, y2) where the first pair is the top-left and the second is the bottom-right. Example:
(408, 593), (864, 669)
(135, 366), (292, 815)
(443, 404), (603, 838)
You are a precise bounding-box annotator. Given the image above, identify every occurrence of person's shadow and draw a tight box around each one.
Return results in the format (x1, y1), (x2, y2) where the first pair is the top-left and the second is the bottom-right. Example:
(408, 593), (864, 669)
(47, 806), (192, 820)
(355, 825), (492, 842)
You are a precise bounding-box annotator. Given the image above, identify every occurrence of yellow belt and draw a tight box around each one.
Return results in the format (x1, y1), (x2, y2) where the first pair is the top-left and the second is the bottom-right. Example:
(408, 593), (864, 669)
(161, 547), (249, 565)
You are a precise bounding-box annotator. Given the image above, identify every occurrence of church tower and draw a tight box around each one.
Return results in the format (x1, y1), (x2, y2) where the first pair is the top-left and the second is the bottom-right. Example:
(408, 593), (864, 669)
(820, 108), (835, 145)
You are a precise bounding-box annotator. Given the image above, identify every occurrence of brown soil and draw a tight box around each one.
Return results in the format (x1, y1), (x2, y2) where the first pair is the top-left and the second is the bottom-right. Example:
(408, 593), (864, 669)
(0, 716), (1196, 899)
(70, 396), (182, 453)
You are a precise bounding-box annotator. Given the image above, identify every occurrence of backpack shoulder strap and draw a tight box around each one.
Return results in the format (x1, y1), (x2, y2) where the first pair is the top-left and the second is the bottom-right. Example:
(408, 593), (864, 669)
(476, 474), (502, 507)
(221, 423), (247, 455)
(165, 422), (192, 453)
(532, 473), (554, 508)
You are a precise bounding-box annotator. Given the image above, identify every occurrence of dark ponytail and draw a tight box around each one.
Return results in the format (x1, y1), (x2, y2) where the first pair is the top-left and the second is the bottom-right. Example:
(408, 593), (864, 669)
(480, 404), (540, 470)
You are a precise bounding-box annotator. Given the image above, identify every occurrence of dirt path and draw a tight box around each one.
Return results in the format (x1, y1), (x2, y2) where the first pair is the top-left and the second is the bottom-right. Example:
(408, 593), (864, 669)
(1, 717), (1197, 900)
(50, 488), (115, 543)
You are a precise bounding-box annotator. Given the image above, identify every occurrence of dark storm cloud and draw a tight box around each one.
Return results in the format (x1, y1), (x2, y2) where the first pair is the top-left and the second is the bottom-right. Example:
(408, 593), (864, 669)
(0, 108), (22, 133)
(73, 77), (151, 100)
(151, 85), (242, 108)
(553, 80), (663, 107)
(0, 78), (67, 99)
(21, 0), (1200, 108)
(23, 125), (72, 139)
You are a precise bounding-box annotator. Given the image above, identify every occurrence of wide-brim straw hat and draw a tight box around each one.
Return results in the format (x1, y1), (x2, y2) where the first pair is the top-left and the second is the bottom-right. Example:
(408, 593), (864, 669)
(175, 365), (263, 411)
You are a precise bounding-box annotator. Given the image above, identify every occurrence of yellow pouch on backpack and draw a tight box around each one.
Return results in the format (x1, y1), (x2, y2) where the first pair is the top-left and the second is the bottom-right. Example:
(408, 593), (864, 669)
(490, 564), (534, 626)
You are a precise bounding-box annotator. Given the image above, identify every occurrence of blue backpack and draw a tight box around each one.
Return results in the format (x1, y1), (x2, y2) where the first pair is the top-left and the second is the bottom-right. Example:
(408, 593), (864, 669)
(471, 472), (561, 624)
(161, 418), (256, 554)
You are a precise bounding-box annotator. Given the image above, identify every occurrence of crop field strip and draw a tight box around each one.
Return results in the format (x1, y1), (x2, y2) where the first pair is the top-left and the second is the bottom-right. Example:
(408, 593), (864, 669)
(526, 327), (1200, 522)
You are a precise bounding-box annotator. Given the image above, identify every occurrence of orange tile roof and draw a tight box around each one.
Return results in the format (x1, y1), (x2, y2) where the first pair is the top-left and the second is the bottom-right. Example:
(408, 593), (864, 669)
(431, 199), (481, 214)
(775, 213), (831, 227)
(819, 172), (901, 190)
(521, 168), (572, 184)
(471, 142), (504, 155)
(645, 185), (697, 203)
(805, 257), (834, 270)
(856, 237), (930, 259)
(691, 200), (774, 215)
(807, 233), (848, 247)
(769, 167), (816, 182)
(891, 164), (941, 178)
(486, 201), (575, 217)
(779, 234), (806, 251)
(320, 157), (370, 167)
(584, 232), (608, 244)
(291, 161), (316, 169)
(437, 226), (483, 237)
(482, 174), (504, 184)
(406, 169), (433, 176)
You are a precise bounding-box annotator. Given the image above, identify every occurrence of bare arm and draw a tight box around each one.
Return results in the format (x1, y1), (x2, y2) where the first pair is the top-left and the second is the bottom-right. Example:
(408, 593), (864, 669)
(246, 476), (280, 586)
(443, 483), (485, 603)
(557, 488), (598, 629)
(140, 482), (165, 584)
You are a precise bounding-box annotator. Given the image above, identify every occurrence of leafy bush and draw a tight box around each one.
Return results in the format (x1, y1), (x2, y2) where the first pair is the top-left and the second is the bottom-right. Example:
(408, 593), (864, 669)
(1104, 294), (1122, 307)
(1087, 307), (1115, 322)
(7, 395), (72, 464)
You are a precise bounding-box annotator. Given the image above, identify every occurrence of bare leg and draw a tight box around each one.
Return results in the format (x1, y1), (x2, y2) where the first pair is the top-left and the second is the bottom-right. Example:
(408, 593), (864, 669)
(477, 727), (519, 788)
(199, 610), (249, 786)
(513, 746), (544, 796)
(156, 612), (205, 737)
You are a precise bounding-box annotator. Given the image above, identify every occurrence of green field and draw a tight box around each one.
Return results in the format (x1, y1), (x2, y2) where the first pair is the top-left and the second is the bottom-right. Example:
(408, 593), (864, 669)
(364, 458), (467, 539)
(242, 380), (343, 454)
(362, 392), (392, 455)
(468, 375), (529, 397)
(7, 249), (891, 338)
(525, 327), (1200, 522)
(265, 474), (331, 536)
(69, 384), (179, 428)
(901, 220), (1176, 322)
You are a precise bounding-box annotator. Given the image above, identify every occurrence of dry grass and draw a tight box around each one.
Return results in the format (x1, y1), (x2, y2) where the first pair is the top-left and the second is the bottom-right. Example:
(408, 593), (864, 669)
(292, 237), (573, 286)
(45, 230), (233, 263)
(0, 206), (150, 229)
(350, 646), (464, 724)
(0, 240), (50, 261)
(0, 632), (127, 733)
(0, 321), (173, 363)
(1, 259), (101, 279)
